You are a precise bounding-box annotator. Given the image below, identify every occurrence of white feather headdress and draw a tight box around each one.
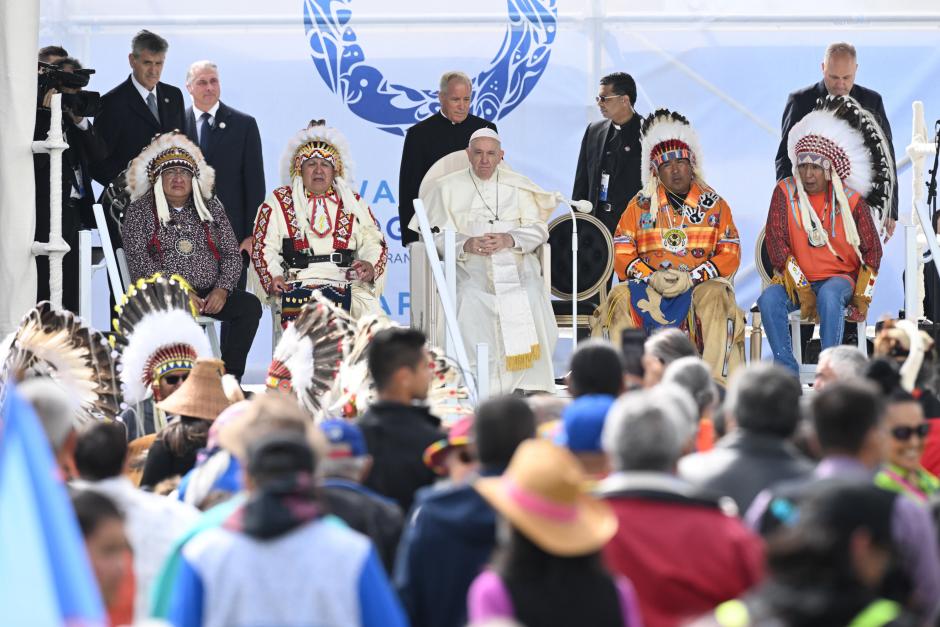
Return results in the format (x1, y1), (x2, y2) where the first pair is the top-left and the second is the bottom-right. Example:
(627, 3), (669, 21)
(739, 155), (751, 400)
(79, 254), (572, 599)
(787, 95), (895, 220)
(267, 293), (354, 419)
(126, 131), (216, 226)
(786, 95), (896, 255)
(279, 121), (356, 186)
(112, 274), (213, 406)
(639, 108), (705, 191)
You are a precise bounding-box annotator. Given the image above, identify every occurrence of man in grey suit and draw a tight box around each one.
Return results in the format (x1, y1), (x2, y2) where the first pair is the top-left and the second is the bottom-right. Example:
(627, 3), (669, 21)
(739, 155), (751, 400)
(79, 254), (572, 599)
(182, 60), (265, 288)
(572, 72), (643, 237)
(775, 42), (897, 239)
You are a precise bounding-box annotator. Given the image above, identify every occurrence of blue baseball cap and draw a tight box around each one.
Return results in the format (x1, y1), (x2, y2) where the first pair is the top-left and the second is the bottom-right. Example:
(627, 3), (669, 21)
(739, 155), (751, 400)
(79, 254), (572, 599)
(319, 419), (368, 459)
(556, 394), (615, 453)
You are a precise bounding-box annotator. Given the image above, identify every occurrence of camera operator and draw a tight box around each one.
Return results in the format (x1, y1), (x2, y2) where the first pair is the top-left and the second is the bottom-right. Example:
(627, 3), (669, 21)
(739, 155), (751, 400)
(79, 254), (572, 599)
(34, 46), (106, 312)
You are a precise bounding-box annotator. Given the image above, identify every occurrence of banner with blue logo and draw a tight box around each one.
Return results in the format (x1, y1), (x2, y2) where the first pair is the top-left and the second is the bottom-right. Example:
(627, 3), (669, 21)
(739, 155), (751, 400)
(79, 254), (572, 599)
(40, 1), (940, 381)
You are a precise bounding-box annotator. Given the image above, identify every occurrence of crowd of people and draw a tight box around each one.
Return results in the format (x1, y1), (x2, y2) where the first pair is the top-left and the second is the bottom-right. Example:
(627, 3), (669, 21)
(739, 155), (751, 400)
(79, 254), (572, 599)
(10, 317), (940, 626)
(16, 21), (940, 627)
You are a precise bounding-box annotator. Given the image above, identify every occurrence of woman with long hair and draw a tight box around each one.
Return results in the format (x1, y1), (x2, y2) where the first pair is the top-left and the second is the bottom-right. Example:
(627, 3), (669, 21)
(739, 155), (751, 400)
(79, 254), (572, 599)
(467, 439), (641, 626)
(139, 359), (231, 488)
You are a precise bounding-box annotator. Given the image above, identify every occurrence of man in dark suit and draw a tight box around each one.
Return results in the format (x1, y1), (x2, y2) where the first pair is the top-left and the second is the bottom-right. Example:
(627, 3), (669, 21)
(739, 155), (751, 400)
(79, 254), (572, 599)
(775, 42), (897, 239)
(182, 60), (265, 287)
(92, 29), (185, 245)
(572, 72), (643, 238)
(398, 71), (496, 247)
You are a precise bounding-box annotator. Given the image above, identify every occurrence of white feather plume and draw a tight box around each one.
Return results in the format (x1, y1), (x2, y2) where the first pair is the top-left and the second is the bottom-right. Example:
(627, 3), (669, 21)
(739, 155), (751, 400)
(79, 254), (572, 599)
(119, 309), (213, 405)
(640, 113), (705, 189)
(279, 124), (356, 186)
(126, 132), (216, 201)
(787, 109), (872, 196)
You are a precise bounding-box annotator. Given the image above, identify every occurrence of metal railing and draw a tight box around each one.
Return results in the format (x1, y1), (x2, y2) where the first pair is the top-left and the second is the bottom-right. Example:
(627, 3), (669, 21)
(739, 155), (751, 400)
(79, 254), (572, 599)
(31, 93), (69, 310)
(411, 198), (485, 404)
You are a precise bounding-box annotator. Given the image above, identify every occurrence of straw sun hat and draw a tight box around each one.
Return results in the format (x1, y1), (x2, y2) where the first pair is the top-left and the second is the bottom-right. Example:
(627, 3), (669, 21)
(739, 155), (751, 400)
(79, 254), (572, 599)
(474, 438), (617, 556)
(157, 358), (232, 421)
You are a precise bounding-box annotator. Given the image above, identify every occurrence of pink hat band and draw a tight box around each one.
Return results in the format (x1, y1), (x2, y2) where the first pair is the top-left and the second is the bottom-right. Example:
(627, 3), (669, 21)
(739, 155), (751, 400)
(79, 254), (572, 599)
(504, 477), (578, 523)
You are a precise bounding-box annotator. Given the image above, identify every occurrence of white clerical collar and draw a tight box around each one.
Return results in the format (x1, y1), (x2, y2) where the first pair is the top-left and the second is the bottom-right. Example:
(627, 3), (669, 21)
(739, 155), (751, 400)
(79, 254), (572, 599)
(172, 205), (186, 212)
(469, 167), (498, 186)
(131, 74), (157, 102)
(194, 101), (221, 119)
(612, 122), (621, 131)
(441, 110), (467, 125)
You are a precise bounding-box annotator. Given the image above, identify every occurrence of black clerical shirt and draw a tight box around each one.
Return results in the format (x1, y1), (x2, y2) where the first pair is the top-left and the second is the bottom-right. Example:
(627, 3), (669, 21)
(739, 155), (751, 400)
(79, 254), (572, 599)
(598, 114), (642, 233)
(398, 112), (496, 246)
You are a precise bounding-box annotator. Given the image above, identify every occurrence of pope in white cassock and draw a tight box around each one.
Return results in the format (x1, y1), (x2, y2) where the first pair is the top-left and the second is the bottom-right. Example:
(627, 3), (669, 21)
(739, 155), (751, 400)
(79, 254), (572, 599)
(411, 128), (559, 394)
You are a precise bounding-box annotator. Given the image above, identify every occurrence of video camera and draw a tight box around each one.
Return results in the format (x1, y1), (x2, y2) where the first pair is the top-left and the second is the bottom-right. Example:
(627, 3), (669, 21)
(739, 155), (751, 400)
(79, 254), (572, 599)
(38, 61), (99, 118)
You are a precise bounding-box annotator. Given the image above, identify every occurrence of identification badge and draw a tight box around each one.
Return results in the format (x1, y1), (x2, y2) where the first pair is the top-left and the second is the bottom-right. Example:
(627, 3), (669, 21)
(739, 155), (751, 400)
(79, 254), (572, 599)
(599, 172), (610, 203)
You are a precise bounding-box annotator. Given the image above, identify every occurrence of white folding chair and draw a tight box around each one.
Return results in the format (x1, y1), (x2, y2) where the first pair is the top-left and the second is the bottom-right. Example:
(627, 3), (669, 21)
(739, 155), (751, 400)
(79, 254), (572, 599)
(751, 228), (866, 384)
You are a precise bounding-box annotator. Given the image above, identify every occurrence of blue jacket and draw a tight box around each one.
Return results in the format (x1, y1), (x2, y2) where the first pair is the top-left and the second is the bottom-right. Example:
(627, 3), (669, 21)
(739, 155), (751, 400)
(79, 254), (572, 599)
(394, 469), (502, 627)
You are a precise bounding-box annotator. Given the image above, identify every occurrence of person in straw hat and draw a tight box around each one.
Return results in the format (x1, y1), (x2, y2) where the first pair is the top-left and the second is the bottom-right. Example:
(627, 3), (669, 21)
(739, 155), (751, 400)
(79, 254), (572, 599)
(121, 131), (261, 381)
(139, 358), (232, 488)
(467, 439), (641, 627)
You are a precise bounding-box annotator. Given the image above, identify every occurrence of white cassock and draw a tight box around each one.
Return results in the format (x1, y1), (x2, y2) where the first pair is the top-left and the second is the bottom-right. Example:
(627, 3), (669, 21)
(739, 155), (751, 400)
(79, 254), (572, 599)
(416, 165), (559, 394)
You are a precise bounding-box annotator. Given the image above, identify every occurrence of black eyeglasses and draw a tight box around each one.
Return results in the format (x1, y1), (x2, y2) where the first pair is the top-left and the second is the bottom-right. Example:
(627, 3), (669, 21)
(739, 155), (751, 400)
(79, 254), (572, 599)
(162, 373), (189, 385)
(890, 423), (930, 441)
(595, 94), (624, 103)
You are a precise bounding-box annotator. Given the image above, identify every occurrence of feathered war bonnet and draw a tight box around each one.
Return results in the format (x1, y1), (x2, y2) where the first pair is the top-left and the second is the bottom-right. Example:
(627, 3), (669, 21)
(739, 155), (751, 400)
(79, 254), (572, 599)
(0, 302), (121, 424)
(266, 293), (353, 419)
(111, 273), (213, 407)
(639, 109), (706, 214)
(787, 95), (896, 257)
(278, 120), (381, 231)
(126, 131), (216, 226)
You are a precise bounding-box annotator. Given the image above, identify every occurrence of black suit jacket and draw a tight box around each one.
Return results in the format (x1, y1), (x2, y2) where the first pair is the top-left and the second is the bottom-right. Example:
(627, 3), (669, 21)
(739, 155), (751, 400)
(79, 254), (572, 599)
(775, 80), (897, 219)
(183, 102), (265, 241)
(572, 116), (643, 235)
(92, 76), (185, 188)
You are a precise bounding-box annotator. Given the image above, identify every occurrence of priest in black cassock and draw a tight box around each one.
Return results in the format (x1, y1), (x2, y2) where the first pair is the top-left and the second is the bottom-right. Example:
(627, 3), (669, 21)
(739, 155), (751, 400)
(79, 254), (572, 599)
(572, 72), (642, 237)
(397, 71), (496, 246)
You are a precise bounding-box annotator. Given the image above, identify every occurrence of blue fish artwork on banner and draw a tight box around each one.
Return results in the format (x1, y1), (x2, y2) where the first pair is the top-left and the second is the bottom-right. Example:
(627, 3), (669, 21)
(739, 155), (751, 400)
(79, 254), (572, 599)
(304, 0), (557, 135)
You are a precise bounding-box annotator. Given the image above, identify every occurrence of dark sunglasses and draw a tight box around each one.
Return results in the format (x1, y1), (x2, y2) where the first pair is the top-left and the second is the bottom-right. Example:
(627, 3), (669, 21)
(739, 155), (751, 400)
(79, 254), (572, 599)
(162, 373), (189, 386)
(890, 423), (930, 441)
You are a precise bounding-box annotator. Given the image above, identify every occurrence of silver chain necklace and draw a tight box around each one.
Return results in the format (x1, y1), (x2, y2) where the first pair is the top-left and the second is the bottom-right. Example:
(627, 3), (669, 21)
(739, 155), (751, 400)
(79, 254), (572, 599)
(469, 168), (500, 223)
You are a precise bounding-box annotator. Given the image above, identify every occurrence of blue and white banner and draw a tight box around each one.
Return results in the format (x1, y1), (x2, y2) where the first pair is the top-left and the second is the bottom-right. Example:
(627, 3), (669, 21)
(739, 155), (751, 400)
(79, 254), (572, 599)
(40, 1), (940, 381)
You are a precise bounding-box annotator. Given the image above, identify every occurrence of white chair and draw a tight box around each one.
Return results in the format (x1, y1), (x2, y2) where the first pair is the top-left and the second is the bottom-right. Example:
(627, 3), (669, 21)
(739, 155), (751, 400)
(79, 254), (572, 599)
(409, 240), (550, 349)
(750, 228), (866, 383)
(93, 202), (221, 357)
(410, 151), (553, 347)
